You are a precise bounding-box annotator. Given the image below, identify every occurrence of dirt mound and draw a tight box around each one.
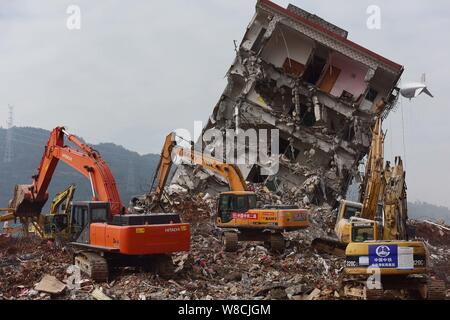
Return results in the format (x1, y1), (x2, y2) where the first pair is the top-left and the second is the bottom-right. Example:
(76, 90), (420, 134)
(411, 220), (450, 246)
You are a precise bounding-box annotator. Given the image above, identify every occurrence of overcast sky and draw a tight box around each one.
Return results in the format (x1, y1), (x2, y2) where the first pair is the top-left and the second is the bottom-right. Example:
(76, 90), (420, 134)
(1, 0), (449, 207)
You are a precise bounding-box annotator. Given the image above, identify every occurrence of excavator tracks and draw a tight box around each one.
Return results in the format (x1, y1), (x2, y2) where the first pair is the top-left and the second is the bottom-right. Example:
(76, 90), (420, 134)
(427, 279), (447, 300)
(221, 231), (287, 254)
(74, 252), (109, 283)
(343, 276), (448, 300)
(269, 233), (285, 253)
(365, 288), (385, 300)
(311, 237), (346, 257)
(223, 232), (239, 252)
(142, 254), (175, 279)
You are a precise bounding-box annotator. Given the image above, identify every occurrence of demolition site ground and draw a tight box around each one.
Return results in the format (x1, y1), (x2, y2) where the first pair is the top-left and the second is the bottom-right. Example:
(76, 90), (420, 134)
(1, 191), (449, 301)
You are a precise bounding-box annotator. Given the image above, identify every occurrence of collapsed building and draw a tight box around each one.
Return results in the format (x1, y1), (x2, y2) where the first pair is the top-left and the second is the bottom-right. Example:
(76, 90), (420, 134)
(171, 0), (404, 207)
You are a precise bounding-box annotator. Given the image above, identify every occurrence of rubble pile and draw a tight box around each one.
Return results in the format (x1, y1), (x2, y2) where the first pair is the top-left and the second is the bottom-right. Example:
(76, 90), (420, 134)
(410, 220), (450, 285)
(104, 218), (345, 300)
(411, 220), (450, 247)
(127, 188), (344, 300)
(0, 199), (347, 301)
(168, 192), (215, 223)
(1, 193), (449, 300)
(0, 236), (72, 300)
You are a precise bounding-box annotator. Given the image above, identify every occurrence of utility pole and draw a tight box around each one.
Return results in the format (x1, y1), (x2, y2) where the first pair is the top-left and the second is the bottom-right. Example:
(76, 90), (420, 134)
(3, 105), (14, 163)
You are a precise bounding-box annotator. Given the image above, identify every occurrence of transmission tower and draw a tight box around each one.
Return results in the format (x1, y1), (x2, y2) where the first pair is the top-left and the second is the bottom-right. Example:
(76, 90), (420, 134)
(126, 158), (136, 193)
(3, 105), (14, 163)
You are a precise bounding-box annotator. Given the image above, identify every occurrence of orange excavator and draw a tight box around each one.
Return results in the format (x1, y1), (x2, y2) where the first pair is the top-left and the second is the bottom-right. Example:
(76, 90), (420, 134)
(142, 132), (309, 253)
(145, 133), (250, 210)
(8, 127), (190, 281)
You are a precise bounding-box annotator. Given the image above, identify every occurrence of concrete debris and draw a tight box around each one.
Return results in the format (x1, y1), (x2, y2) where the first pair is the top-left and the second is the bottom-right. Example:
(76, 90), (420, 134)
(0, 236), (75, 300)
(91, 287), (112, 300)
(405, 219), (450, 286)
(410, 220), (450, 246)
(305, 288), (322, 300)
(344, 286), (365, 299)
(285, 284), (308, 299)
(35, 275), (66, 295)
(408, 220), (450, 285)
(0, 197), (347, 300)
(0, 193), (449, 300)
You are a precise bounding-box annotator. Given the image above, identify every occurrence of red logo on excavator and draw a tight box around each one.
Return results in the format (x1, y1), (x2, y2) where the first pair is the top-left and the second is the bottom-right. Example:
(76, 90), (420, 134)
(232, 212), (258, 220)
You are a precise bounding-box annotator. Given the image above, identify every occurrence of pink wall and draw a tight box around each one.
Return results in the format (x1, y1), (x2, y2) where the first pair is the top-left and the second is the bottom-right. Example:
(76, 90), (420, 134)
(329, 53), (368, 99)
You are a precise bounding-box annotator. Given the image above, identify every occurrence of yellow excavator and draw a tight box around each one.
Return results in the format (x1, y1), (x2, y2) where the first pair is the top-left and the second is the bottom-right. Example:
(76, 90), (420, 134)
(338, 117), (387, 246)
(323, 117), (445, 299)
(1, 185), (76, 240)
(0, 209), (15, 223)
(312, 117), (386, 255)
(28, 184), (77, 240)
(343, 158), (445, 299)
(0, 208), (17, 235)
(143, 132), (309, 253)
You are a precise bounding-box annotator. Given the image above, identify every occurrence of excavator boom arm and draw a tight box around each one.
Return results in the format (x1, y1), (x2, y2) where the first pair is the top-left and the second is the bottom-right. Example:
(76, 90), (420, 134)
(174, 146), (247, 192)
(49, 185), (76, 215)
(151, 133), (247, 205)
(382, 157), (408, 240)
(358, 117), (409, 240)
(151, 133), (177, 200)
(360, 118), (385, 221)
(0, 212), (15, 223)
(9, 127), (124, 217)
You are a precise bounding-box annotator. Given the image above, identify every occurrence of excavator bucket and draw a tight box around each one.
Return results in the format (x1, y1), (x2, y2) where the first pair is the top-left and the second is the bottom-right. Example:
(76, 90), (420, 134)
(9, 185), (48, 218)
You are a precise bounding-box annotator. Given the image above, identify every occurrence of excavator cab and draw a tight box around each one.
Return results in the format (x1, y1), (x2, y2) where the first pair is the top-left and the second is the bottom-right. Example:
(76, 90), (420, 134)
(335, 201), (380, 243)
(70, 201), (111, 244)
(217, 192), (258, 224)
(334, 200), (363, 243)
(44, 214), (69, 235)
(337, 200), (363, 221)
(350, 219), (376, 242)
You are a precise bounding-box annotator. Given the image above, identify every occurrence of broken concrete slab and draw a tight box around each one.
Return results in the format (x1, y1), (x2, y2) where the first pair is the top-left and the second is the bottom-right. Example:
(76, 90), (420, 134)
(305, 288), (322, 300)
(285, 284), (308, 298)
(344, 285), (365, 300)
(92, 287), (112, 300)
